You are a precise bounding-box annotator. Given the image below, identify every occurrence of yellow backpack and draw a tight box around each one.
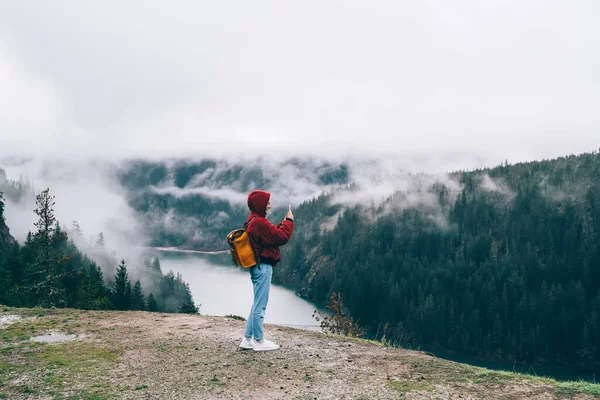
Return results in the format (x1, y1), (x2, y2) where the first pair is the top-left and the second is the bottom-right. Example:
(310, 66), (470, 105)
(226, 217), (260, 268)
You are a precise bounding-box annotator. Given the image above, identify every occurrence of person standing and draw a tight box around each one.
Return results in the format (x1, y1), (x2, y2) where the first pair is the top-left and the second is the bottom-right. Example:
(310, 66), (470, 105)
(239, 190), (294, 351)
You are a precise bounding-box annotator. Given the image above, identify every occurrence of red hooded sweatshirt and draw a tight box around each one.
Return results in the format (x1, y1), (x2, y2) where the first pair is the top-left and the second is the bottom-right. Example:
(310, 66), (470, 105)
(246, 190), (294, 266)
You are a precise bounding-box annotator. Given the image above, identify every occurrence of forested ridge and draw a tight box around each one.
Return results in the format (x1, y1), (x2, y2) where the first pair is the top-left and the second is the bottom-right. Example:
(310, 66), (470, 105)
(117, 158), (349, 249)
(276, 151), (600, 372)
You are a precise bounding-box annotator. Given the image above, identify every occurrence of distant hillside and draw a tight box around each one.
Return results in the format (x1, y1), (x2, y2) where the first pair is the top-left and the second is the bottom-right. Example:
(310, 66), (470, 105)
(117, 158), (349, 250)
(276, 151), (600, 373)
(1, 307), (598, 399)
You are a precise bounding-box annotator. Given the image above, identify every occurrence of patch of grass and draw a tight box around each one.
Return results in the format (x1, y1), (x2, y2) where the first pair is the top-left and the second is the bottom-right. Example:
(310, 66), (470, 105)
(224, 314), (246, 321)
(21, 341), (46, 349)
(554, 380), (600, 397)
(134, 385), (148, 390)
(0, 360), (23, 374)
(65, 390), (113, 400)
(14, 307), (53, 318)
(406, 357), (537, 387)
(406, 355), (600, 397)
(209, 376), (227, 386)
(470, 366), (550, 388)
(22, 385), (36, 394)
(389, 379), (435, 393)
(30, 343), (121, 373)
(0, 328), (30, 343)
(0, 393), (8, 399)
(472, 370), (522, 385)
(44, 371), (65, 387)
(1, 317), (72, 343)
(407, 357), (475, 380)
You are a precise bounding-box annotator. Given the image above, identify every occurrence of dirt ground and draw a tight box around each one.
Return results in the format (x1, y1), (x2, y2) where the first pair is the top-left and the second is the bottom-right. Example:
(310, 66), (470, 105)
(1, 308), (598, 400)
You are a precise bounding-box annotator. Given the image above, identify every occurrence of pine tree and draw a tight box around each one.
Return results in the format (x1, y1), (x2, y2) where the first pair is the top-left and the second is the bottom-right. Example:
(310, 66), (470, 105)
(178, 280), (199, 314)
(146, 293), (158, 312)
(77, 262), (110, 309)
(34, 188), (56, 245)
(175, 272), (198, 314)
(130, 280), (145, 311)
(112, 260), (132, 310)
(71, 220), (83, 238)
(150, 257), (161, 272)
(29, 188), (66, 307)
(95, 232), (105, 249)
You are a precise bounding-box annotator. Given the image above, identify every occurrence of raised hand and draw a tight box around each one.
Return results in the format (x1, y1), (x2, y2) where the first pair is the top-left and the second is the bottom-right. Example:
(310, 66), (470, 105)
(285, 209), (294, 221)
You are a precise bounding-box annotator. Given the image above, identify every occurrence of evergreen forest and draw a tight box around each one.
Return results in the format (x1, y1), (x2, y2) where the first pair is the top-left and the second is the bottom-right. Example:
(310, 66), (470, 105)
(0, 182), (198, 315)
(276, 152), (600, 372)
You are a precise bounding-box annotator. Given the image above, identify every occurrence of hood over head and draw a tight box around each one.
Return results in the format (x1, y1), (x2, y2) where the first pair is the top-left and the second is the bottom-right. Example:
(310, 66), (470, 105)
(247, 190), (270, 218)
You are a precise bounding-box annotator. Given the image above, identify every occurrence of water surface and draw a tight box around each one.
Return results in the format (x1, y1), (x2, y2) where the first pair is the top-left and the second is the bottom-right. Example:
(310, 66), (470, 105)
(159, 252), (324, 330)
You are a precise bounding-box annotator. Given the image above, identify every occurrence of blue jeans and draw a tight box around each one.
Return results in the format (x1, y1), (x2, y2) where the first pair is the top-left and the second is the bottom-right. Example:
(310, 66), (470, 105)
(243, 263), (272, 341)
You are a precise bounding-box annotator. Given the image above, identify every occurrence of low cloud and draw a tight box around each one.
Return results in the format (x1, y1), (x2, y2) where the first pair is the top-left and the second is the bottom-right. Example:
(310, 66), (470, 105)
(333, 158), (463, 207)
(480, 174), (515, 200)
(1, 158), (149, 277)
(2, 156), (468, 252)
(151, 186), (248, 206)
(144, 157), (351, 208)
(1, 2), (598, 164)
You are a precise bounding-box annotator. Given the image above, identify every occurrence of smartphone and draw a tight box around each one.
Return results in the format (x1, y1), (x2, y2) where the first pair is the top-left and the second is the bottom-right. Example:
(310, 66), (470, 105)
(288, 204), (292, 211)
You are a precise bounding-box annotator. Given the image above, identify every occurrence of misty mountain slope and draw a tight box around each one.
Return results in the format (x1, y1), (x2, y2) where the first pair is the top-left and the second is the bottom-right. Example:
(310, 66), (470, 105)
(0, 170), (199, 315)
(0, 193), (16, 248)
(117, 158), (350, 249)
(2, 307), (598, 400)
(0, 168), (30, 248)
(275, 151), (600, 373)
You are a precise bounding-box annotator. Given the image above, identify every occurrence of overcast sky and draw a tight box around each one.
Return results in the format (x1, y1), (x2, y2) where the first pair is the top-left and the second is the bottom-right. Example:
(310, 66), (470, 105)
(1, 1), (598, 167)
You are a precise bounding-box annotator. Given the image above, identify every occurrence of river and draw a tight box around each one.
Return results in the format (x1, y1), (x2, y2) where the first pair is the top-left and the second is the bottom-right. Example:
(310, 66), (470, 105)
(156, 251), (324, 331)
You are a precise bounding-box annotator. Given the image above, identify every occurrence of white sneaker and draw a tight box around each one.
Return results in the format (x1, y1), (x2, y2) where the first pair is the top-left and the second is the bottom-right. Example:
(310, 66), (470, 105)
(253, 339), (280, 351)
(239, 337), (255, 350)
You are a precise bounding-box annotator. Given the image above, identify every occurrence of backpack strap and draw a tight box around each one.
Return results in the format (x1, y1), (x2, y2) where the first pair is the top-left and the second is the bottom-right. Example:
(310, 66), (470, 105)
(244, 216), (258, 229)
(244, 216), (263, 266)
